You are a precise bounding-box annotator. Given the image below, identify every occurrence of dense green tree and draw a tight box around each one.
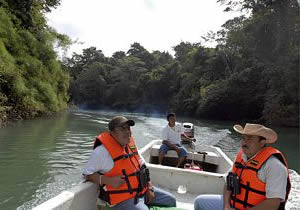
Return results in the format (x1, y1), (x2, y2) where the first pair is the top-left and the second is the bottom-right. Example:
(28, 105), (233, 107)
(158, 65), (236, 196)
(0, 0), (70, 125)
(70, 62), (106, 105)
(65, 0), (298, 127)
(127, 42), (157, 70)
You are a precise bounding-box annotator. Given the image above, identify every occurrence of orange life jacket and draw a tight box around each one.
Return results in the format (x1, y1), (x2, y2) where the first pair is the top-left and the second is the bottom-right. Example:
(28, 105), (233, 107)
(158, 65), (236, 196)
(230, 147), (291, 210)
(94, 131), (148, 205)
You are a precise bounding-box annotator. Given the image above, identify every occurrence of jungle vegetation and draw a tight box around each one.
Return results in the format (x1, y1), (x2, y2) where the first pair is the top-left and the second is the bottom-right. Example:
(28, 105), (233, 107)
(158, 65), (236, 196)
(0, 0), (71, 125)
(0, 0), (299, 127)
(66, 0), (299, 126)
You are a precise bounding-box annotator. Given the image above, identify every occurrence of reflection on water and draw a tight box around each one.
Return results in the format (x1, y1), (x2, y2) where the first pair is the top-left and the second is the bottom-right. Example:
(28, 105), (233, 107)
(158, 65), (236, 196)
(0, 109), (298, 209)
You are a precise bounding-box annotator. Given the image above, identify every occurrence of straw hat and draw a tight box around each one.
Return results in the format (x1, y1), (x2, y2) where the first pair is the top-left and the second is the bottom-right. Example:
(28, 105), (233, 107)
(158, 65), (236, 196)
(233, 123), (278, 143)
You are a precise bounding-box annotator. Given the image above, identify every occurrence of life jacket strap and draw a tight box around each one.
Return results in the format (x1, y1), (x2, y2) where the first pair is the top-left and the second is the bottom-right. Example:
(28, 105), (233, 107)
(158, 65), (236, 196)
(113, 152), (138, 162)
(99, 169), (148, 205)
(239, 183), (266, 196)
(122, 169), (133, 194)
(107, 188), (139, 194)
(231, 196), (254, 209)
(235, 162), (258, 172)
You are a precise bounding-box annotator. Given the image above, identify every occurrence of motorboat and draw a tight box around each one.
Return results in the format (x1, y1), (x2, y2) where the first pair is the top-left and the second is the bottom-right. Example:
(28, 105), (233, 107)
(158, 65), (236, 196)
(33, 138), (232, 210)
(139, 139), (233, 209)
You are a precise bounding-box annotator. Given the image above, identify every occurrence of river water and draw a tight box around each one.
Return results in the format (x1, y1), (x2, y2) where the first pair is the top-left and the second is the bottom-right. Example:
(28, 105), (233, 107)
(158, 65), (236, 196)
(0, 109), (299, 209)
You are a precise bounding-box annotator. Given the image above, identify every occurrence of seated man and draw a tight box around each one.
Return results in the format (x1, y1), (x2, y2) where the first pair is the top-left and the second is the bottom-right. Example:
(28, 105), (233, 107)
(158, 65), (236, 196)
(194, 123), (291, 210)
(159, 113), (194, 167)
(83, 116), (177, 210)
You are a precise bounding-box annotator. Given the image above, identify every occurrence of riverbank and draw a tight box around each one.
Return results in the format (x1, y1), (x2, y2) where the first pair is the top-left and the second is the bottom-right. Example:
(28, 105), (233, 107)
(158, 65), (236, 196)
(0, 109), (33, 128)
(0, 108), (73, 128)
(1, 109), (299, 129)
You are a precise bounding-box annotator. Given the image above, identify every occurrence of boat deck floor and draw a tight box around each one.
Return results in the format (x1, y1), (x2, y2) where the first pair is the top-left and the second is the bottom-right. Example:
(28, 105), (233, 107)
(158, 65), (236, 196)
(174, 192), (196, 210)
(155, 184), (197, 210)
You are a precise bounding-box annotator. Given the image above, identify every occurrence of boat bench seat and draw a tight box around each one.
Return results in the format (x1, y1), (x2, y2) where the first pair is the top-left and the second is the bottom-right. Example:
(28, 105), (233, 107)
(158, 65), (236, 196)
(150, 144), (220, 165)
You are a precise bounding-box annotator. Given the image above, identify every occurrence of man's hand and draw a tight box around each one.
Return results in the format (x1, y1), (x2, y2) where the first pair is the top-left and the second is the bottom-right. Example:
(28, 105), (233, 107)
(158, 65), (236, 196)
(162, 140), (169, 144)
(162, 140), (181, 156)
(224, 207), (235, 210)
(145, 188), (155, 204)
(145, 182), (155, 204)
(102, 175), (125, 188)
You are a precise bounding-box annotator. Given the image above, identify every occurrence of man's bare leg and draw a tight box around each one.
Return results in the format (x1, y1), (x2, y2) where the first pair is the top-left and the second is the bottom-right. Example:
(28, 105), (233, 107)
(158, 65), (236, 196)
(176, 157), (186, 168)
(158, 153), (165, 165)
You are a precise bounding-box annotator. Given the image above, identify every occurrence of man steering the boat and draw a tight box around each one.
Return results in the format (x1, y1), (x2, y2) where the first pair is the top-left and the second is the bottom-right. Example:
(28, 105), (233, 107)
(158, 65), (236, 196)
(83, 116), (176, 210)
(194, 123), (291, 210)
(159, 113), (195, 168)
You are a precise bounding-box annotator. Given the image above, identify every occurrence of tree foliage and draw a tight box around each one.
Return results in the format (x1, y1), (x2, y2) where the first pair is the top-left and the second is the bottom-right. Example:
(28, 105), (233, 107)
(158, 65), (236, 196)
(66, 0), (298, 127)
(0, 0), (70, 125)
(2, 0), (298, 127)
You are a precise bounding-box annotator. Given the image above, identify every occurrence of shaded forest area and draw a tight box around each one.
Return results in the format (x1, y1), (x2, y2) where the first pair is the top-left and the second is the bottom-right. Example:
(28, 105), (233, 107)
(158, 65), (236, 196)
(0, 0), (299, 127)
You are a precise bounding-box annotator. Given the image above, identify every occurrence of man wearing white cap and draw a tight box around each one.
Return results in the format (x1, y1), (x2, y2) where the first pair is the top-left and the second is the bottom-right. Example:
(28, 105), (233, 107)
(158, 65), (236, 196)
(83, 116), (176, 210)
(194, 123), (291, 210)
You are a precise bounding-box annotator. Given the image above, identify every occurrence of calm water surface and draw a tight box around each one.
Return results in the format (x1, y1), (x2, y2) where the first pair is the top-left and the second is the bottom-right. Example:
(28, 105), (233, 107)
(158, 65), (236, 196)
(0, 110), (299, 209)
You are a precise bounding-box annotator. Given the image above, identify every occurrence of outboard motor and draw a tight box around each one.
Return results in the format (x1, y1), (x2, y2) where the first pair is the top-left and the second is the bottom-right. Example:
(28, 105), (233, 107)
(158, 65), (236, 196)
(181, 122), (195, 145)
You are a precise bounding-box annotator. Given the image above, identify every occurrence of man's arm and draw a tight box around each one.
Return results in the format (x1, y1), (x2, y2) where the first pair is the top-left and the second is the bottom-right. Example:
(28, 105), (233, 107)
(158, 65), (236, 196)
(144, 181), (155, 204)
(223, 185), (233, 210)
(161, 126), (171, 146)
(248, 198), (281, 210)
(83, 145), (125, 188)
(162, 140), (176, 148)
(86, 173), (125, 189)
(162, 140), (181, 154)
(181, 133), (195, 142)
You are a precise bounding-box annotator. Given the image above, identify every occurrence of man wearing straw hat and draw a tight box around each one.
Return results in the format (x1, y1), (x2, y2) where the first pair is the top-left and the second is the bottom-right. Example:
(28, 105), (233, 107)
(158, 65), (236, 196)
(194, 123), (291, 210)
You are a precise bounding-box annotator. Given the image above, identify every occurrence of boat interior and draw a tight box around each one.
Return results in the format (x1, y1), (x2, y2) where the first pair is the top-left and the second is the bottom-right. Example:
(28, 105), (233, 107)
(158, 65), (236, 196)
(147, 142), (230, 174)
(33, 140), (233, 210)
(139, 140), (233, 209)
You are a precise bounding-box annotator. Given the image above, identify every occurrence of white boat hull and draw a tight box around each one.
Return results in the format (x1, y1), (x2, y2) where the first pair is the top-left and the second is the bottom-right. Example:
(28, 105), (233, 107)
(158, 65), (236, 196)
(33, 140), (233, 210)
(140, 140), (232, 195)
